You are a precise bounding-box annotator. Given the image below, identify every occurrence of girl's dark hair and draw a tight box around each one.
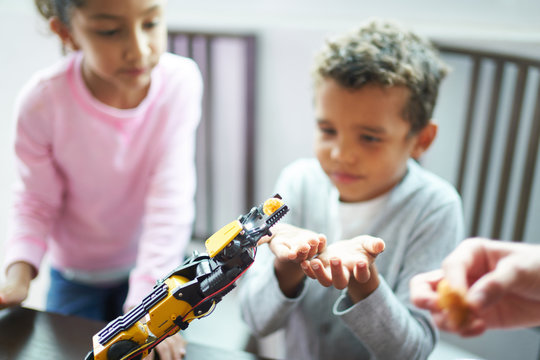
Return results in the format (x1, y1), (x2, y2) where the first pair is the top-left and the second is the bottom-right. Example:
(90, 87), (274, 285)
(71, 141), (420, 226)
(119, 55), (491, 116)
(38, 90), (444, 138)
(34, 0), (86, 25)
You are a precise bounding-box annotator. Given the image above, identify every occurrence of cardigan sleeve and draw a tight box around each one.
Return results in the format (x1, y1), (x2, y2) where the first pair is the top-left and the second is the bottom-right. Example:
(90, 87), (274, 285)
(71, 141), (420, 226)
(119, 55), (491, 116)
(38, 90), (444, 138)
(334, 199), (464, 360)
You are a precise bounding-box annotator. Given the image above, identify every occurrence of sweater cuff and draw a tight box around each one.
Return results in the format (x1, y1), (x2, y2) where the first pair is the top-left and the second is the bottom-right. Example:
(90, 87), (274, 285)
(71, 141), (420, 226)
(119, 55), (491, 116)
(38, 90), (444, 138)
(2, 237), (46, 277)
(334, 274), (392, 317)
(124, 273), (156, 312)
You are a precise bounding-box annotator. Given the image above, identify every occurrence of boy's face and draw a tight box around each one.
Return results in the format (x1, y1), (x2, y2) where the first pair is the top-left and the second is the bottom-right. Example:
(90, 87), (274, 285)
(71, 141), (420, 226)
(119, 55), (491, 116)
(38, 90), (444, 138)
(63, 0), (167, 102)
(314, 78), (431, 203)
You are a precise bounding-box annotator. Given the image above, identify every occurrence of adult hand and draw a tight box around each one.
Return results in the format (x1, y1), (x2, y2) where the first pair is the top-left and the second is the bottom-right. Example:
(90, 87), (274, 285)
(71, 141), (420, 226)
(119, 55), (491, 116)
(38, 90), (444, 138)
(410, 238), (540, 336)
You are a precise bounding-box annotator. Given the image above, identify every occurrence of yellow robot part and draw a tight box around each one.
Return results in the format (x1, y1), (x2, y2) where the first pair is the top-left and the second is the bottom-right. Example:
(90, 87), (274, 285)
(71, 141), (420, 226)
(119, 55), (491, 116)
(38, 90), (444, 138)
(92, 275), (193, 360)
(263, 197), (284, 215)
(92, 321), (149, 360)
(205, 220), (243, 258)
(146, 275), (194, 336)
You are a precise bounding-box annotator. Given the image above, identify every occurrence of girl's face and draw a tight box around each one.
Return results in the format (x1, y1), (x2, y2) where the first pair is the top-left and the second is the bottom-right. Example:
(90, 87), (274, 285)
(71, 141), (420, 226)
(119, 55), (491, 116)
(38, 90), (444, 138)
(64, 0), (167, 107)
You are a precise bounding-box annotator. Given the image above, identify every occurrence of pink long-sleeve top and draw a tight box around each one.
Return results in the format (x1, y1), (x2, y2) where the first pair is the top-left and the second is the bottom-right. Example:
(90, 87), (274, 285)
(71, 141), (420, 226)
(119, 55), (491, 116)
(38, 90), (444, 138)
(4, 51), (203, 308)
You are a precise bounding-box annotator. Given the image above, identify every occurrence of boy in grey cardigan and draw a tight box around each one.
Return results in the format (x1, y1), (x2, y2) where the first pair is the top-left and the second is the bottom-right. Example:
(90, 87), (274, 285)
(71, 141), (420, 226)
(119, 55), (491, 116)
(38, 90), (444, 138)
(239, 19), (464, 360)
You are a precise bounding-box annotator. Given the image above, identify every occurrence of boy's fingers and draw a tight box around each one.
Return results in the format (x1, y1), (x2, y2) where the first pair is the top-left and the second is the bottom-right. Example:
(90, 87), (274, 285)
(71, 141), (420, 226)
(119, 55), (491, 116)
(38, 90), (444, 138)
(361, 236), (385, 255)
(306, 240), (320, 259)
(301, 261), (317, 279)
(317, 234), (327, 254)
(311, 259), (333, 287)
(329, 258), (349, 289)
(290, 243), (310, 261)
(353, 262), (370, 283)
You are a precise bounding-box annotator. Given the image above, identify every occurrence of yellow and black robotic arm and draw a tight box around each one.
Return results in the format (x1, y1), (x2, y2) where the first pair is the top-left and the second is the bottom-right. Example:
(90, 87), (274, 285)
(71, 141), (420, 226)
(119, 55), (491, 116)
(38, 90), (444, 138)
(85, 195), (288, 360)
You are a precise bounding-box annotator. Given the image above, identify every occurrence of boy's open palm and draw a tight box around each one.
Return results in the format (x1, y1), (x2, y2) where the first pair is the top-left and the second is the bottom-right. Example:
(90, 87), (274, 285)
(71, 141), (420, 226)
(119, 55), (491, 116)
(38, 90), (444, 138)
(301, 236), (385, 290)
(258, 223), (328, 298)
(261, 223), (327, 264)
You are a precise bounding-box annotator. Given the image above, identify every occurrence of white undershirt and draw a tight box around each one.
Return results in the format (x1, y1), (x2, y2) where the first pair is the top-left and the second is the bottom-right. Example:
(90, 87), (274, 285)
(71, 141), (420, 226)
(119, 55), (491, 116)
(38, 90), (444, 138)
(337, 194), (389, 240)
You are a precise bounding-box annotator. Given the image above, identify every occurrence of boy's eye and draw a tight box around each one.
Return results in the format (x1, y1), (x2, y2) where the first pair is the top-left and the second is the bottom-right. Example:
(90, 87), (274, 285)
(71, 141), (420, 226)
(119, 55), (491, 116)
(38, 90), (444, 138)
(360, 134), (381, 143)
(319, 127), (336, 136)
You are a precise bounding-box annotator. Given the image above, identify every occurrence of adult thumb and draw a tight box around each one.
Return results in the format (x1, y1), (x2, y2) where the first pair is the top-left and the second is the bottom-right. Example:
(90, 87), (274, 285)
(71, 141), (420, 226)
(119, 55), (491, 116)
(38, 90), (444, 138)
(467, 258), (517, 310)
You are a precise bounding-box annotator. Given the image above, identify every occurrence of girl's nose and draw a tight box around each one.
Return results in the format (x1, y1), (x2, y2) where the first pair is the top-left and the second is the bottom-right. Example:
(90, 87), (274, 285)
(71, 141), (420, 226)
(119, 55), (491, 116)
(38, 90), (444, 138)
(125, 29), (150, 61)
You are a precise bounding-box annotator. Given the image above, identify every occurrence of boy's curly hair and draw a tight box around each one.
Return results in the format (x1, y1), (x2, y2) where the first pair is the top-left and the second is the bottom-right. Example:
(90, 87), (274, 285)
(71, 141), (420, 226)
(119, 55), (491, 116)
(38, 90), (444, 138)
(312, 19), (449, 134)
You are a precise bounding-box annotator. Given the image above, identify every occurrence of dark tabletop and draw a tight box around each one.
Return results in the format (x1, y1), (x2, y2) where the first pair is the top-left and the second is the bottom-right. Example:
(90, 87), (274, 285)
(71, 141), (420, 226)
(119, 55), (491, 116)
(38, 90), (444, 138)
(0, 306), (271, 360)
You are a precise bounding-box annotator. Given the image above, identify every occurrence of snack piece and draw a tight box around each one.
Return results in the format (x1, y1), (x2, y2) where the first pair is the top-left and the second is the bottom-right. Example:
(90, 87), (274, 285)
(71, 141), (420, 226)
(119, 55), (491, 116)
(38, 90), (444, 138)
(437, 279), (470, 328)
(263, 197), (284, 215)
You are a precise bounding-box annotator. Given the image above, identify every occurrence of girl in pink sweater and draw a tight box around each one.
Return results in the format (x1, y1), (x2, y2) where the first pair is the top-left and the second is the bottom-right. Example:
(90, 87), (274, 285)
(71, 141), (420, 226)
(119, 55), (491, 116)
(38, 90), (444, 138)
(0, 1), (202, 358)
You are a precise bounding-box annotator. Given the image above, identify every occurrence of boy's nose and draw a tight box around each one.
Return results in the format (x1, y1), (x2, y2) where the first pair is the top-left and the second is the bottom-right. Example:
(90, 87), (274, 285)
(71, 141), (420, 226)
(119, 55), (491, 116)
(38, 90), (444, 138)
(330, 142), (357, 164)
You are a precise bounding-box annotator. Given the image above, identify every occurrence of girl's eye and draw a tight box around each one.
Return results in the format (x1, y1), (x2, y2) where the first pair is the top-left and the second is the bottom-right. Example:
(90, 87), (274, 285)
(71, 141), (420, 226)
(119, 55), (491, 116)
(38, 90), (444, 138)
(143, 20), (159, 29)
(97, 29), (120, 37)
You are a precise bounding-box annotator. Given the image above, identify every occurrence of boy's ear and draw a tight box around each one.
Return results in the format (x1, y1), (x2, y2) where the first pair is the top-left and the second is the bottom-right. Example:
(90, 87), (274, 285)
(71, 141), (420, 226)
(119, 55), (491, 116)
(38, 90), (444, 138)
(411, 122), (437, 160)
(49, 16), (80, 51)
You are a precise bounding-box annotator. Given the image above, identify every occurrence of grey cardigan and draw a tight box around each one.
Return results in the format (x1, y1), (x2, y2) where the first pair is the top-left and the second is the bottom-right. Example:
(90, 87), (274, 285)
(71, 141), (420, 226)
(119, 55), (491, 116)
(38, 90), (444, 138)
(239, 158), (464, 360)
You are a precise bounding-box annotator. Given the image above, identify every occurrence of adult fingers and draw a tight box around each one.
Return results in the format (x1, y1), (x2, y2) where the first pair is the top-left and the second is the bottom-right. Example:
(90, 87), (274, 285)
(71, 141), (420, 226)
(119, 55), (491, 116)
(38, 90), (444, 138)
(409, 269), (443, 311)
(442, 238), (488, 290)
(457, 318), (487, 337)
(466, 256), (519, 310)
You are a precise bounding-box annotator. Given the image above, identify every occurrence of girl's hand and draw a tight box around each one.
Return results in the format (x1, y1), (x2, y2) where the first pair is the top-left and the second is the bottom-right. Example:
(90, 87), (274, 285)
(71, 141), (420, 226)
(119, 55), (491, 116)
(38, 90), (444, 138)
(145, 333), (187, 360)
(0, 262), (34, 310)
